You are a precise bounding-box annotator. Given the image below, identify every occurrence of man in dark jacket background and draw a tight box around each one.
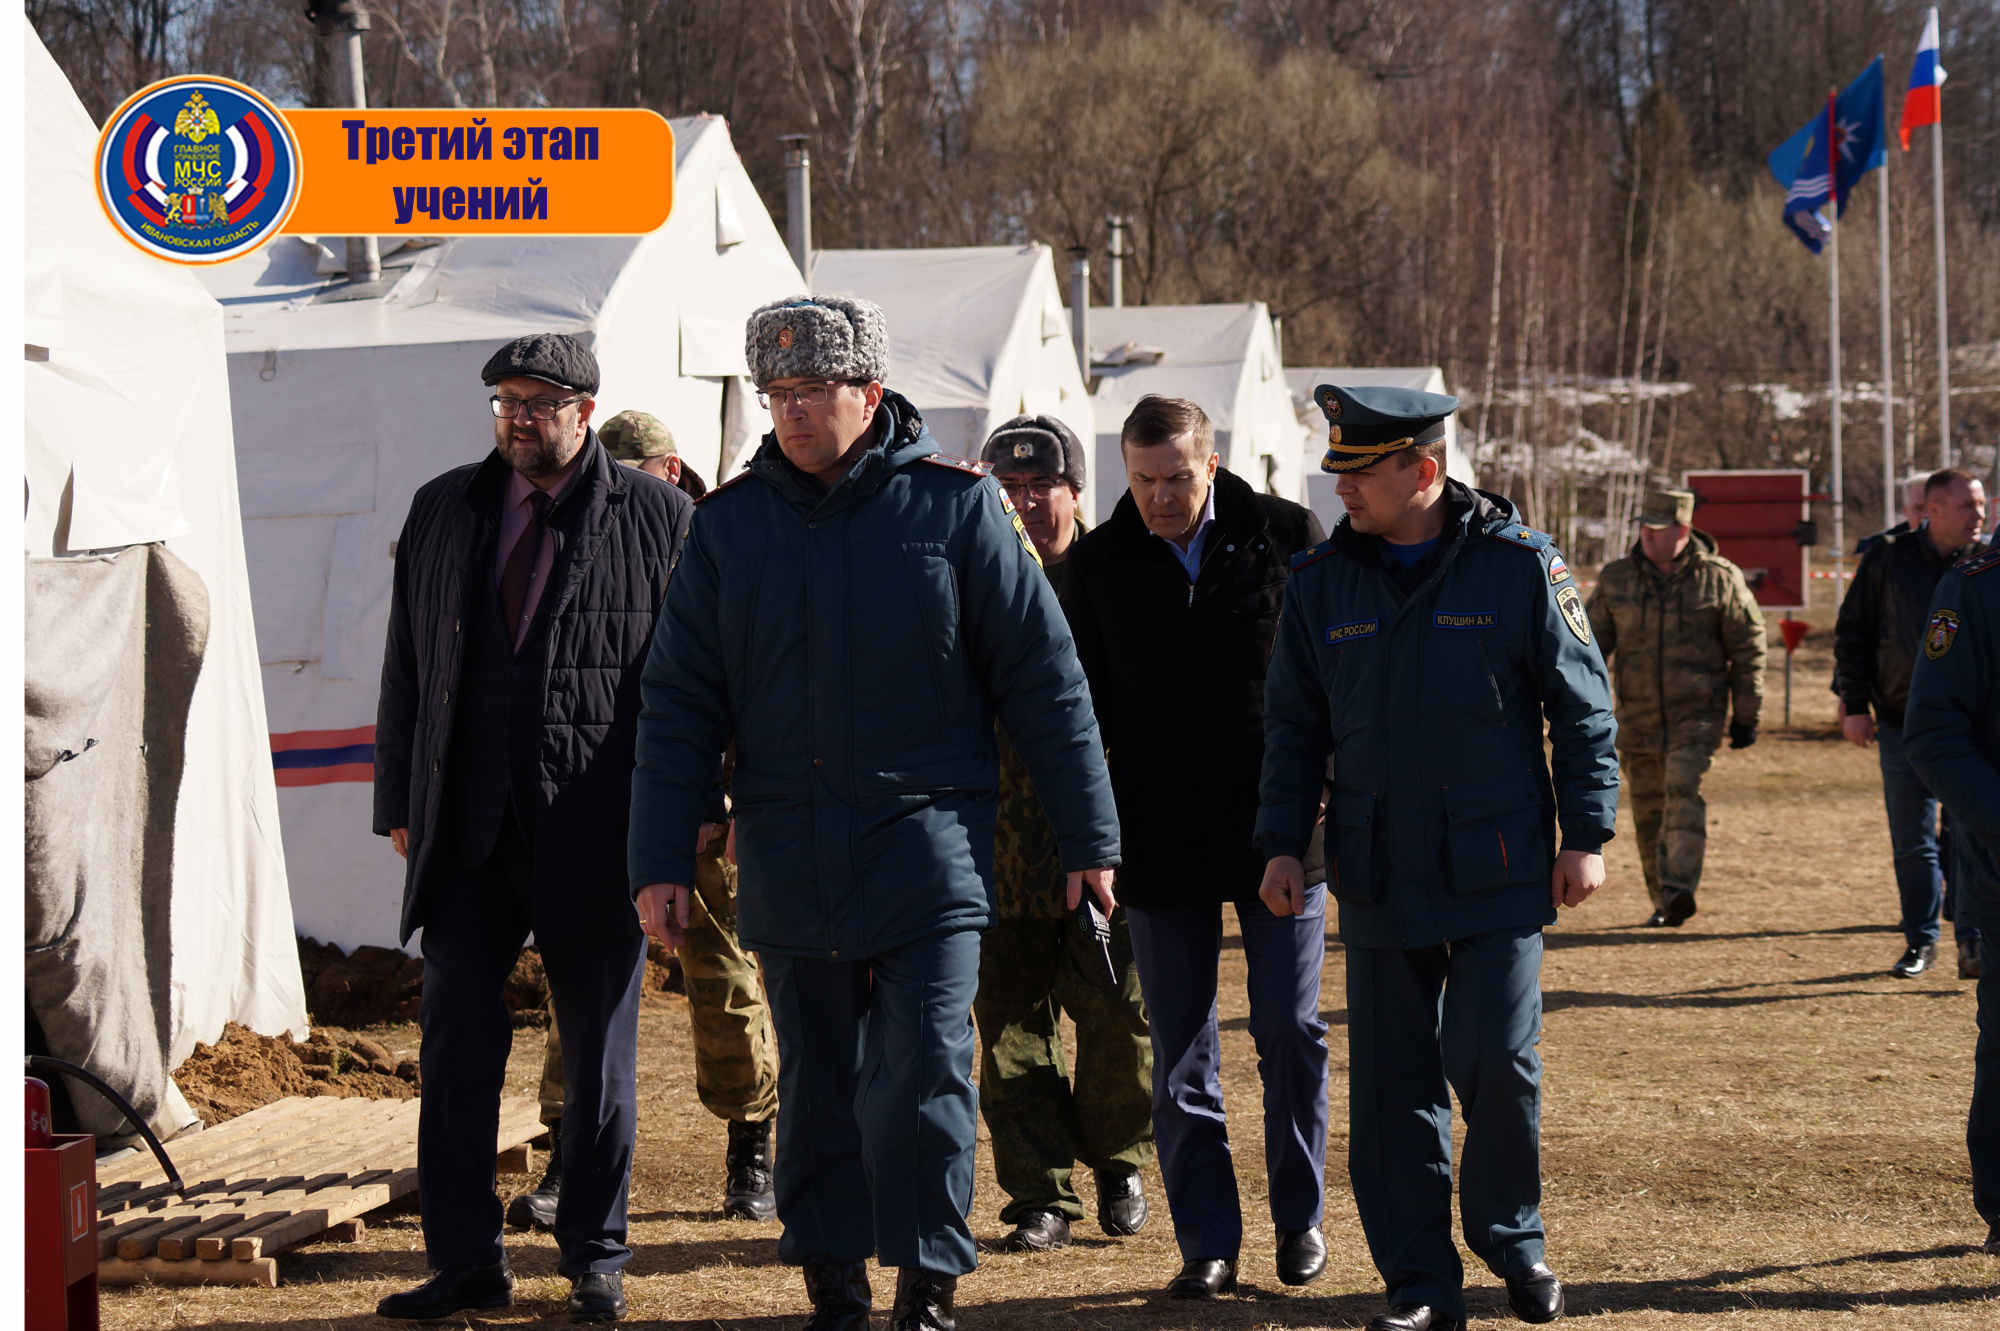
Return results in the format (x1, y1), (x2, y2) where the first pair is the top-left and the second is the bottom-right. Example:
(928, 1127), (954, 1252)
(373, 333), (692, 1322)
(629, 297), (1121, 1331)
(1836, 467), (1988, 979)
(1060, 395), (1329, 1298)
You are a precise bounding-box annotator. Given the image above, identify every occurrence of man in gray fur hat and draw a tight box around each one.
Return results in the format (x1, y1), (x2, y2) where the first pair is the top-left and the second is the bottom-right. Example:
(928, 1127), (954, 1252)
(630, 297), (1122, 1331)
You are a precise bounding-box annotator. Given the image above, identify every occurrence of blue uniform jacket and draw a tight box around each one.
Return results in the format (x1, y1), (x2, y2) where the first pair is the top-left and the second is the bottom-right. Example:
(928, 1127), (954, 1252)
(1254, 483), (1619, 949)
(1904, 545), (2000, 934)
(628, 391), (1122, 959)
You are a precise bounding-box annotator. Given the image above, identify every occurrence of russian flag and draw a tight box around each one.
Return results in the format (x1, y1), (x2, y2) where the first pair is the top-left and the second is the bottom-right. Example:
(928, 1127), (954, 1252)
(271, 725), (376, 786)
(1901, 7), (1946, 150)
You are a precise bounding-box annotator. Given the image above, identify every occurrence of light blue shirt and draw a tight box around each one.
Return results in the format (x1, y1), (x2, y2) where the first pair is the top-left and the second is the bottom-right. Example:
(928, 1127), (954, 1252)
(1158, 484), (1218, 582)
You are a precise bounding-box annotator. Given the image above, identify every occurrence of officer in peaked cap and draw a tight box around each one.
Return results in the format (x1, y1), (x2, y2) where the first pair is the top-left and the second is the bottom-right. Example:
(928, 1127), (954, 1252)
(1254, 383), (1619, 1331)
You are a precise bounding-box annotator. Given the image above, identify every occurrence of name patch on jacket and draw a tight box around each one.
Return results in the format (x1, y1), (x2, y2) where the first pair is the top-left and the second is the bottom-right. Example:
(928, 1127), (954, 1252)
(1325, 619), (1379, 645)
(1433, 610), (1498, 630)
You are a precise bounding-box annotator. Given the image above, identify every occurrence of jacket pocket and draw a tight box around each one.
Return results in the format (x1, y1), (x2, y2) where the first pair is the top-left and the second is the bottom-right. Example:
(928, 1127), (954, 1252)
(902, 548), (965, 732)
(1327, 787), (1380, 904)
(1442, 774), (1548, 894)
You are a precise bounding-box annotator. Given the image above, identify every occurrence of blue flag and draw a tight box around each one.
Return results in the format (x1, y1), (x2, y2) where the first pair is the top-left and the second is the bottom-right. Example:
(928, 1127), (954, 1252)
(1768, 56), (1886, 254)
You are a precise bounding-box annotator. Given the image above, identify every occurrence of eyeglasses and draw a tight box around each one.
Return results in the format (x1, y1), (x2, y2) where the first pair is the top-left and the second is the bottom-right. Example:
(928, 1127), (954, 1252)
(998, 480), (1062, 503)
(491, 395), (585, 421)
(756, 381), (850, 410)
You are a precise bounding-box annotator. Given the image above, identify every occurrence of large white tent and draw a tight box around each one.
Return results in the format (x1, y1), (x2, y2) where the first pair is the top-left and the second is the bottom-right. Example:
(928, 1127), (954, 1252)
(810, 245), (1097, 517)
(24, 24), (307, 1061)
(1284, 366), (1475, 534)
(197, 115), (804, 952)
(1085, 303), (1305, 520)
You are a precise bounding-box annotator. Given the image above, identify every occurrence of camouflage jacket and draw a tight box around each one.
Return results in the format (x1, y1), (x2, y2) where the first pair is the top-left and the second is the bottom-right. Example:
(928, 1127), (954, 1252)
(995, 532), (1082, 918)
(1585, 530), (1766, 752)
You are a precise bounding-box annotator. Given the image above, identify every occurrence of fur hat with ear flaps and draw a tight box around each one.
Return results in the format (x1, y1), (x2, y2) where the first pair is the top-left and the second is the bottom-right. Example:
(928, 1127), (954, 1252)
(745, 295), (890, 388)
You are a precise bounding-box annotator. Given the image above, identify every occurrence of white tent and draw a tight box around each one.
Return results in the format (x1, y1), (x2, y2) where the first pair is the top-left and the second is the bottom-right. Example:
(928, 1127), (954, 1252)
(1284, 366), (1475, 534)
(1085, 303), (1305, 520)
(23, 24), (307, 1060)
(195, 115), (804, 952)
(810, 245), (1097, 517)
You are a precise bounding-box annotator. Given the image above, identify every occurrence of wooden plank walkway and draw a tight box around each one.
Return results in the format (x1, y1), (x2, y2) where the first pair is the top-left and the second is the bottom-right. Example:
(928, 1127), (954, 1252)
(95, 1095), (547, 1287)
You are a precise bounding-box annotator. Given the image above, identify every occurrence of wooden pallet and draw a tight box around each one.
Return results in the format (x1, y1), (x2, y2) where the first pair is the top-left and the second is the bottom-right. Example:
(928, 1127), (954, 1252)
(93, 1095), (547, 1287)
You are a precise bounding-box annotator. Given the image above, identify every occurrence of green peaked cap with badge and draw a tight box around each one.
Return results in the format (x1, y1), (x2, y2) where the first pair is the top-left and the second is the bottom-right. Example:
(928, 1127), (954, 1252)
(1313, 383), (1459, 473)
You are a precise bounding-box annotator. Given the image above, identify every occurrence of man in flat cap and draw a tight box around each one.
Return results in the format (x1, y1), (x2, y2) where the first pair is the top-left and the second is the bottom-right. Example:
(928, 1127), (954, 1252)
(629, 297), (1121, 1331)
(1257, 383), (1618, 1331)
(1586, 489), (1764, 930)
(969, 415), (1154, 1255)
(600, 410), (709, 498)
(373, 332), (693, 1322)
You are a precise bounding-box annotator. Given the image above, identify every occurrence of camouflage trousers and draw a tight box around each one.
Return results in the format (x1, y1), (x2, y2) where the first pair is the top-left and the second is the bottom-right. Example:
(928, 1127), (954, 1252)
(539, 839), (778, 1126)
(973, 912), (1155, 1224)
(1621, 744), (1716, 908)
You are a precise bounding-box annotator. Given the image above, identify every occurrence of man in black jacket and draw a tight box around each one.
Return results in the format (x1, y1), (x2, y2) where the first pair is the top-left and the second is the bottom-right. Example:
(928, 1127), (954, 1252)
(1060, 395), (1328, 1298)
(373, 333), (693, 1322)
(1836, 467), (1988, 980)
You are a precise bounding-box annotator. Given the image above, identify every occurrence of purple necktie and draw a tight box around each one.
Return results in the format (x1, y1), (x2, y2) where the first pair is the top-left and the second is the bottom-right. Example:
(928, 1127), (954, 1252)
(499, 489), (549, 649)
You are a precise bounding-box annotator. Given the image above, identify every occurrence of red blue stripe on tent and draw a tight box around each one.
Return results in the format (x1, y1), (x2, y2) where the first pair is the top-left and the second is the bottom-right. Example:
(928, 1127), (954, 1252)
(271, 725), (374, 786)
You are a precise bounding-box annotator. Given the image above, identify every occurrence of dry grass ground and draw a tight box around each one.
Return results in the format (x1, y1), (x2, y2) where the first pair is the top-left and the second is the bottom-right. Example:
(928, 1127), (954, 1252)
(104, 631), (2000, 1328)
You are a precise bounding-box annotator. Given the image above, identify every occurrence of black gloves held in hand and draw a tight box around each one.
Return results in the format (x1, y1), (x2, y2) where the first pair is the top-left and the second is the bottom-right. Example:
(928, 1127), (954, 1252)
(1729, 721), (1758, 750)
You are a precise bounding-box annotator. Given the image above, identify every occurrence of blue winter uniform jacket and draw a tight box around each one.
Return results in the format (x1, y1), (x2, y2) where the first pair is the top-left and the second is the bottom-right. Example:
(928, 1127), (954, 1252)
(1904, 544), (2000, 935)
(1254, 482), (1619, 949)
(628, 392), (1122, 960)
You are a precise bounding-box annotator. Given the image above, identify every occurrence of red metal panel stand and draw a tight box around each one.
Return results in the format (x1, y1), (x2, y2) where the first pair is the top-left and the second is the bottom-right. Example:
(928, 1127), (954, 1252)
(26, 1135), (99, 1331)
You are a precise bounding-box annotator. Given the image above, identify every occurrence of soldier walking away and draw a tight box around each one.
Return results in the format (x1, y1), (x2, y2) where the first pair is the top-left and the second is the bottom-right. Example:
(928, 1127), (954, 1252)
(1836, 468), (1989, 978)
(373, 333), (693, 1322)
(1585, 489), (1765, 929)
(1902, 538), (2000, 1255)
(629, 296), (1121, 1331)
(1257, 383), (1619, 1331)
(971, 416), (1154, 1254)
(511, 814), (780, 1230)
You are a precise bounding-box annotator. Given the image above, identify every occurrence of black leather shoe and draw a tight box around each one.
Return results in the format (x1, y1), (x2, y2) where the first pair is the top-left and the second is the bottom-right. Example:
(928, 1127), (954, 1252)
(1984, 1225), (2000, 1255)
(723, 1118), (777, 1221)
(1000, 1210), (1071, 1252)
(1641, 909), (1671, 928)
(1365, 1306), (1462, 1331)
(1960, 939), (1983, 980)
(1505, 1263), (1565, 1323)
(1275, 1226), (1327, 1286)
(1167, 1258), (1237, 1299)
(1662, 889), (1697, 926)
(508, 1121), (562, 1231)
(802, 1262), (872, 1331)
(568, 1271), (626, 1322)
(891, 1268), (956, 1331)
(1095, 1171), (1148, 1235)
(377, 1263), (513, 1319)
(1893, 944), (1939, 977)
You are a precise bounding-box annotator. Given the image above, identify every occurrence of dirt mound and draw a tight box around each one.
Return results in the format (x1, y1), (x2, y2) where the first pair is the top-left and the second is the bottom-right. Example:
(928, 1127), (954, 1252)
(173, 1023), (420, 1125)
(297, 936), (552, 1027)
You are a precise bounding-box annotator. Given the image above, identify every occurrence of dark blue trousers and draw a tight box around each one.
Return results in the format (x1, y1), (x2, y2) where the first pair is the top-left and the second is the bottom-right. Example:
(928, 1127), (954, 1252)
(1879, 723), (1980, 949)
(761, 928), (982, 1275)
(1974, 934), (2000, 1232)
(1347, 926), (1546, 1319)
(1125, 889), (1330, 1261)
(416, 818), (645, 1275)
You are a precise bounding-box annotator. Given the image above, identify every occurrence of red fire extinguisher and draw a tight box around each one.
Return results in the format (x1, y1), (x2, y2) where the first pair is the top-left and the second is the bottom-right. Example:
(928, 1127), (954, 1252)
(27, 1076), (53, 1148)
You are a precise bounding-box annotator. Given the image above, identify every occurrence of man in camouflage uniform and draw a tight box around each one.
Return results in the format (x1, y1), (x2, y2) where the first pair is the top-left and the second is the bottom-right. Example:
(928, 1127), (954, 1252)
(1586, 489), (1765, 927)
(973, 416), (1154, 1253)
(599, 409), (708, 497)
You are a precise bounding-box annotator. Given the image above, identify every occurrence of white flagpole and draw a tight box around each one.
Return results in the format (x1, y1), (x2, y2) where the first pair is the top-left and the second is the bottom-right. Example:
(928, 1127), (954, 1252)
(1831, 213), (1845, 593)
(1880, 156), (1895, 527)
(1931, 115), (1951, 466)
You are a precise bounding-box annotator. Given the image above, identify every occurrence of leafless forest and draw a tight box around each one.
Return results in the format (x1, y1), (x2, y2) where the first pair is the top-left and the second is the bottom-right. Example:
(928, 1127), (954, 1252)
(33, 0), (2000, 556)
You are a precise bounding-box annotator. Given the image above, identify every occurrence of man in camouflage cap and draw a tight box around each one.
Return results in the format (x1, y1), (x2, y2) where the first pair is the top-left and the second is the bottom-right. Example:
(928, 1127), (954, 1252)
(972, 415), (1153, 1254)
(598, 410), (708, 497)
(1586, 488), (1766, 928)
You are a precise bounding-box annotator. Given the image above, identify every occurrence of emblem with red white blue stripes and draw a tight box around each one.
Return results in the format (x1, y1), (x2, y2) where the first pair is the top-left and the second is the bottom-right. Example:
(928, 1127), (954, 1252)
(95, 76), (300, 264)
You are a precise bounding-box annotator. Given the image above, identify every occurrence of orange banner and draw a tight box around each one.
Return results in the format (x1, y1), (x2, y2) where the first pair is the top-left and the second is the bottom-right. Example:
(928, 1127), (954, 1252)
(278, 109), (673, 236)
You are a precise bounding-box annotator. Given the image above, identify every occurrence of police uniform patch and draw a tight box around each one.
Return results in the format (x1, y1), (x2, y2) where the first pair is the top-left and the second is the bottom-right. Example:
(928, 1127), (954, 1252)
(1325, 619), (1378, 645)
(1926, 608), (1961, 659)
(1548, 554), (1572, 585)
(1556, 585), (1591, 645)
(1434, 610), (1498, 630)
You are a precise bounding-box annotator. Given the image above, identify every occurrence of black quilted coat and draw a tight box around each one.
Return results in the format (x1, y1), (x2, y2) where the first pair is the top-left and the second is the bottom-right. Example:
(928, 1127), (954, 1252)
(373, 434), (692, 943)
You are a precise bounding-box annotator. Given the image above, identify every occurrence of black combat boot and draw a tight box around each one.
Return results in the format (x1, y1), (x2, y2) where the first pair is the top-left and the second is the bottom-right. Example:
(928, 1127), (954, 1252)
(891, 1268), (956, 1331)
(723, 1118), (777, 1221)
(802, 1262), (871, 1331)
(507, 1120), (561, 1231)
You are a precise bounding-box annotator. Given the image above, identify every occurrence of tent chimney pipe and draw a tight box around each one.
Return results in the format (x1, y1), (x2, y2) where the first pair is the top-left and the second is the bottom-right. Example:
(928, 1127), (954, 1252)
(1068, 246), (1091, 385)
(780, 135), (813, 285)
(309, 0), (380, 283)
(1107, 215), (1125, 308)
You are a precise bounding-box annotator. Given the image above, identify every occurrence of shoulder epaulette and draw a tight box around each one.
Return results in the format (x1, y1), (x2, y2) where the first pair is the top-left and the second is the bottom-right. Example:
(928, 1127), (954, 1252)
(1960, 545), (2000, 576)
(1290, 539), (1336, 571)
(1492, 522), (1552, 553)
(693, 467), (756, 505)
(918, 453), (992, 479)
